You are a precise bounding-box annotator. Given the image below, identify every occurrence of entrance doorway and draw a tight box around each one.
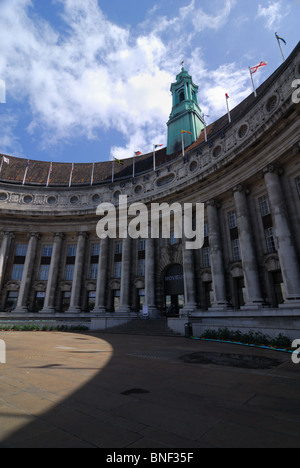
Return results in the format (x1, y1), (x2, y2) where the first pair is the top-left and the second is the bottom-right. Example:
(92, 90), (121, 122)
(164, 264), (184, 316)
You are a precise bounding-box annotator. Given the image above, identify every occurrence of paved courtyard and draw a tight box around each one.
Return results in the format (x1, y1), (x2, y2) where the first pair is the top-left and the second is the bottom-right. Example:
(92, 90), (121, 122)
(0, 330), (300, 448)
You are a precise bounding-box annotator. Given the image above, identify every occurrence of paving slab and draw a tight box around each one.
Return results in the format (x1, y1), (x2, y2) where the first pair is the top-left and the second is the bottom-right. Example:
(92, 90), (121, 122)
(0, 331), (299, 448)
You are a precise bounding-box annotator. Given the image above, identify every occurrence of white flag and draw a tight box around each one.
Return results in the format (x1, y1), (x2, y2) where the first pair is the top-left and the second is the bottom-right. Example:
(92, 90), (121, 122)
(3, 157), (9, 165)
(0, 79), (6, 104)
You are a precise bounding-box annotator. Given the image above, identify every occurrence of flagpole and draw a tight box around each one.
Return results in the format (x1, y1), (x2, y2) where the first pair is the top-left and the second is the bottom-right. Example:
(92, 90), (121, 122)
(69, 163), (74, 188)
(249, 67), (257, 98)
(153, 145), (156, 172)
(0, 158), (3, 179)
(133, 155), (135, 179)
(22, 160), (29, 186)
(46, 162), (52, 187)
(182, 132), (185, 158)
(112, 159), (115, 183)
(276, 33), (285, 62)
(90, 162), (95, 186)
(225, 94), (231, 123)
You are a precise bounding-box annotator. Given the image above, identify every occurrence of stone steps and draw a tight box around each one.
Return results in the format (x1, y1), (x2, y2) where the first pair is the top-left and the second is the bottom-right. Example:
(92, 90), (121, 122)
(97, 318), (182, 337)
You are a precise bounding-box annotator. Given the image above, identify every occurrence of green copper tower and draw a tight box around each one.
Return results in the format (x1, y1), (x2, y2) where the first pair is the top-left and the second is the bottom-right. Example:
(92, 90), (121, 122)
(167, 67), (205, 155)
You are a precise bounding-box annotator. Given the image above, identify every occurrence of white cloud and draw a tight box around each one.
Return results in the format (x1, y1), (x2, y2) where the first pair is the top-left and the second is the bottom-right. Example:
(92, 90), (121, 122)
(0, 0), (241, 159)
(257, 1), (290, 30)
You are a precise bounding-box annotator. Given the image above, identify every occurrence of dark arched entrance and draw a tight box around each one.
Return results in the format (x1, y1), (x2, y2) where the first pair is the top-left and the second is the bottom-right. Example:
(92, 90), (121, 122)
(164, 264), (184, 316)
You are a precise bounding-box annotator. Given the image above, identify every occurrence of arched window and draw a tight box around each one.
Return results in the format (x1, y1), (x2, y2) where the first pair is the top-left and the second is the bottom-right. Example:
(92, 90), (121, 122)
(179, 91), (185, 102)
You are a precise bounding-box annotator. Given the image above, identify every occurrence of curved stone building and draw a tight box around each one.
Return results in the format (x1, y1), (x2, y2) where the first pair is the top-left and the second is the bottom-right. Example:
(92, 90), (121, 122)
(0, 43), (300, 338)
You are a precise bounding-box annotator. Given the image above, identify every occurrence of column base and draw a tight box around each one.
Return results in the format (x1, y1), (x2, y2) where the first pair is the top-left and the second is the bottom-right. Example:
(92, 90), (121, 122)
(147, 306), (161, 319)
(116, 306), (131, 317)
(209, 302), (229, 311)
(40, 307), (56, 315)
(180, 304), (197, 317)
(280, 300), (300, 309)
(92, 307), (107, 316)
(65, 307), (82, 315)
(241, 301), (264, 310)
(13, 307), (29, 315)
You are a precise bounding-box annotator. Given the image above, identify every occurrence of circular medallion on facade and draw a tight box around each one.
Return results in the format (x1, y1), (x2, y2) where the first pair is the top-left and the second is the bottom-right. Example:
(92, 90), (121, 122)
(70, 195), (79, 205)
(0, 192), (8, 202)
(265, 95), (278, 113)
(23, 195), (33, 204)
(237, 123), (249, 139)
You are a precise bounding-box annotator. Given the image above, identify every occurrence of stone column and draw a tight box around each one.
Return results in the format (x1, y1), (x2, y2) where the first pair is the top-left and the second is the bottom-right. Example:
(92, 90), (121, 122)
(0, 232), (14, 290)
(145, 237), (159, 318)
(67, 232), (88, 314)
(263, 166), (300, 305)
(94, 237), (109, 315)
(14, 232), (40, 314)
(233, 185), (264, 308)
(117, 237), (132, 316)
(181, 238), (197, 316)
(41, 233), (64, 314)
(206, 200), (228, 310)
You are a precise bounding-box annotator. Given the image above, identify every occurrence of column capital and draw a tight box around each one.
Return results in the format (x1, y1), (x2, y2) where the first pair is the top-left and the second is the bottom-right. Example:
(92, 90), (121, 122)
(232, 184), (250, 195)
(28, 232), (40, 240)
(1, 231), (14, 240)
(205, 199), (221, 209)
(54, 232), (65, 240)
(77, 231), (89, 239)
(259, 164), (284, 179)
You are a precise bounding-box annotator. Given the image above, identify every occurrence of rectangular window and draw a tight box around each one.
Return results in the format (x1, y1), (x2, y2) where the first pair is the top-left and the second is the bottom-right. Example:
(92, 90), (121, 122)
(115, 241), (123, 255)
(265, 227), (277, 253)
(232, 238), (241, 261)
(42, 244), (53, 257)
(114, 262), (122, 278)
(11, 264), (24, 281)
(89, 264), (98, 280)
(228, 211), (237, 229)
(170, 231), (178, 245)
(65, 264), (75, 281)
(259, 195), (271, 217)
(39, 265), (50, 281)
(204, 222), (209, 238)
(67, 244), (77, 257)
(138, 239), (146, 251)
(91, 243), (100, 256)
(137, 259), (145, 277)
(202, 247), (211, 268)
(16, 244), (28, 257)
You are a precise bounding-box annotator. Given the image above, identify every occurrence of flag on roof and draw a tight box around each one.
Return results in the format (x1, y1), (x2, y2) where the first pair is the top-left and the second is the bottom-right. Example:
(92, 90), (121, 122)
(134, 151), (142, 156)
(275, 33), (286, 45)
(225, 93), (230, 99)
(114, 157), (124, 165)
(154, 144), (163, 150)
(3, 157), (9, 164)
(250, 61), (268, 74)
(181, 130), (192, 135)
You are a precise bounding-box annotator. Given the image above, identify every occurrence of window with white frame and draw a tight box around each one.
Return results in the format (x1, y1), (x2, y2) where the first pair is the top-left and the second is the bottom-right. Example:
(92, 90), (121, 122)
(42, 245), (53, 257)
(67, 244), (77, 257)
(11, 264), (24, 281)
(114, 262), (122, 278)
(259, 195), (271, 217)
(137, 259), (145, 277)
(89, 263), (98, 280)
(115, 241), (123, 255)
(231, 238), (241, 261)
(91, 243), (100, 256)
(228, 211), (237, 229)
(138, 239), (146, 251)
(265, 227), (277, 253)
(16, 244), (28, 257)
(39, 265), (50, 281)
(202, 247), (211, 267)
(65, 264), (75, 281)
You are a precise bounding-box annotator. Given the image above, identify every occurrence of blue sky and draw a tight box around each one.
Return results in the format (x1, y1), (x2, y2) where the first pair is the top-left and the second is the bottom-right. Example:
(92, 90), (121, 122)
(0, 0), (299, 164)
